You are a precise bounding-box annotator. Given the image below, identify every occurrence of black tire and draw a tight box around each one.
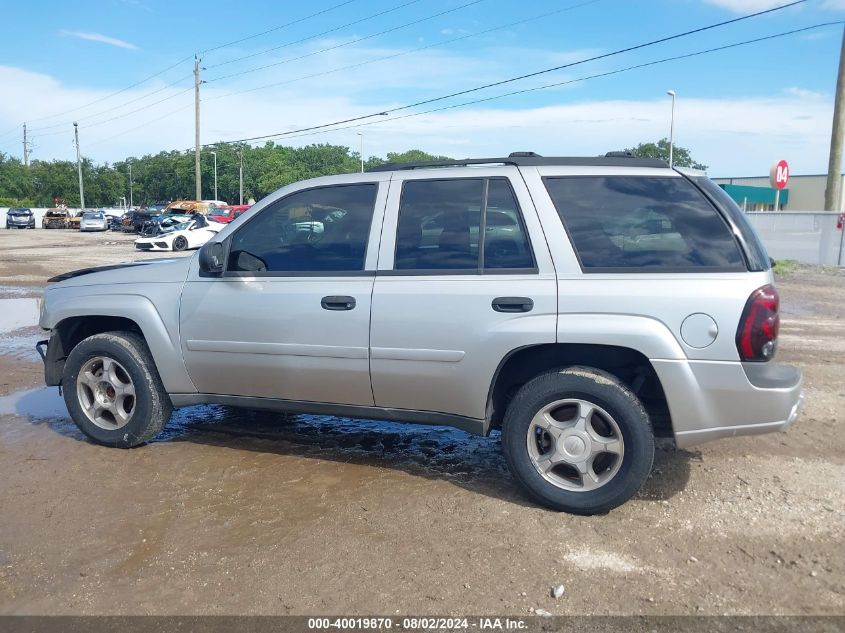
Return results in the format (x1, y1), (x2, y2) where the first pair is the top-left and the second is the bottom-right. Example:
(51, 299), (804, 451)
(502, 366), (654, 515)
(172, 235), (188, 251)
(62, 331), (172, 448)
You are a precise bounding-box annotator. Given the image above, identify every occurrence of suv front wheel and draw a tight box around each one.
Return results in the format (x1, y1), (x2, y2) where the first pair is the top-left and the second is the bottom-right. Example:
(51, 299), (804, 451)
(62, 331), (172, 447)
(502, 366), (654, 515)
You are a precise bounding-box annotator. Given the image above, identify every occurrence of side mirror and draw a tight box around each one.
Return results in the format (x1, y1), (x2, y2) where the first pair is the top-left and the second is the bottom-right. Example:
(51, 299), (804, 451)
(199, 241), (225, 275)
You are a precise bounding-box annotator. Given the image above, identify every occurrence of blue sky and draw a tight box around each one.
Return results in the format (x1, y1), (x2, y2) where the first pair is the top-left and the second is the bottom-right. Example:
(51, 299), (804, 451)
(1, 0), (843, 175)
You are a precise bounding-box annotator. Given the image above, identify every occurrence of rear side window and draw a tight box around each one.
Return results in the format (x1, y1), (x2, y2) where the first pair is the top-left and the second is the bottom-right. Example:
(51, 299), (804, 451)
(544, 176), (745, 272)
(394, 177), (535, 272)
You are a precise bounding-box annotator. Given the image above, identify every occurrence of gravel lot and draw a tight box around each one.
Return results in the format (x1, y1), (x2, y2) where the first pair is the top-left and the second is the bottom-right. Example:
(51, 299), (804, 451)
(0, 229), (842, 616)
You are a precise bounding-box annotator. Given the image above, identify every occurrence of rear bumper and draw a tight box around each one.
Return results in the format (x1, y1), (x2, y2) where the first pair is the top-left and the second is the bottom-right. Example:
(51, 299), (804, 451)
(651, 359), (804, 449)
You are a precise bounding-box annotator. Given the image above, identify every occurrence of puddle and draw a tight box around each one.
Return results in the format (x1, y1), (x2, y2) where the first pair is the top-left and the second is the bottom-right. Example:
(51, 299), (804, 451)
(0, 325), (43, 361)
(0, 298), (39, 332)
(0, 285), (41, 299)
(0, 386), (68, 418)
(0, 386), (506, 480)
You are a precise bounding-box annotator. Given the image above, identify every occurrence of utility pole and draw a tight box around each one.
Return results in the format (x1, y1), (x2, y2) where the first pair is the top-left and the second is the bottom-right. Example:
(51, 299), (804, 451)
(357, 132), (364, 172)
(194, 56), (202, 202)
(128, 159), (134, 208)
(73, 122), (85, 210)
(22, 123), (29, 167)
(210, 150), (218, 201)
(238, 147), (244, 205)
(825, 27), (845, 212)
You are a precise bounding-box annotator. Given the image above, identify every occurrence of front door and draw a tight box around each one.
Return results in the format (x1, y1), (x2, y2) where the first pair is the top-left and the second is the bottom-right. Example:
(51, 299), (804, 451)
(179, 178), (388, 406)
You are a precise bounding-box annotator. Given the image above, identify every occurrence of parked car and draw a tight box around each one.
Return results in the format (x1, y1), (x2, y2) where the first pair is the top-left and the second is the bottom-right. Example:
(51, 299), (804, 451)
(162, 200), (211, 215)
(148, 201), (170, 213)
(42, 208), (70, 229)
(5, 207), (35, 229)
(104, 211), (123, 230)
(134, 214), (223, 251)
(67, 211), (84, 230)
(137, 213), (193, 237)
(121, 209), (156, 233)
(79, 211), (109, 232)
(36, 153), (803, 515)
(208, 204), (252, 223)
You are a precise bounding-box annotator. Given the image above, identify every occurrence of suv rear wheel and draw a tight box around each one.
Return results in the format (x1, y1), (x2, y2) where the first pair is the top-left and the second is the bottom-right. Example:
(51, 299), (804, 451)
(502, 366), (654, 515)
(62, 331), (172, 447)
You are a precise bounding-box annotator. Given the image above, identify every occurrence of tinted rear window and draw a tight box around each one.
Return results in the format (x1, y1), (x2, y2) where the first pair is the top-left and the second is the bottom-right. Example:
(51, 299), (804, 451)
(692, 176), (770, 271)
(544, 176), (745, 272)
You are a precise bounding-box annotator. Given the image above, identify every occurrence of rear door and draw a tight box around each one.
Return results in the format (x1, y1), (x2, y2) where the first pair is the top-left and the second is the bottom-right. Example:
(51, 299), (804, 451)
(179, 175), (388, 405)
(369, 167), (558, 422)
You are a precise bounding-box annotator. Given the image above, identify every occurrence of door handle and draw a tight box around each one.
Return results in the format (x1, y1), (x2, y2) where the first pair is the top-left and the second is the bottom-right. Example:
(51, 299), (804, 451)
(492, 297), (534, 313)
(321, 295), (356, 311)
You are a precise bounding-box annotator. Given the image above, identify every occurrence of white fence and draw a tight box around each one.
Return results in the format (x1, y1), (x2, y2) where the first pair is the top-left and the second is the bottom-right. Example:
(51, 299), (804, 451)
(745, 211), (844, 267)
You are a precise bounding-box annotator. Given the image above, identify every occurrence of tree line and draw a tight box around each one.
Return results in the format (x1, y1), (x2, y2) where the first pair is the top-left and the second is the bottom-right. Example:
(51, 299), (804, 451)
(0, 144), (449, 208)
(0, 139), (703, 208)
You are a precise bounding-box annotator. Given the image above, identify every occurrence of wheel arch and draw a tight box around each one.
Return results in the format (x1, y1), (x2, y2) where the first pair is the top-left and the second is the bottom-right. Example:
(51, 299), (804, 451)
(487, 343), (674, 438)
(42, 294), (195, 393)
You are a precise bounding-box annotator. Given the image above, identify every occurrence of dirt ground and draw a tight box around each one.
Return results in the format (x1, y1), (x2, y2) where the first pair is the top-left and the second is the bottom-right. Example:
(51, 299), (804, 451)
(0, 229), (842, 616)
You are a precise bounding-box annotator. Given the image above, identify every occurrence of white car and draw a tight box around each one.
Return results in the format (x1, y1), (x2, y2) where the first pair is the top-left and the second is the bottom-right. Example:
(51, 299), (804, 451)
(134, 216), (224, 251)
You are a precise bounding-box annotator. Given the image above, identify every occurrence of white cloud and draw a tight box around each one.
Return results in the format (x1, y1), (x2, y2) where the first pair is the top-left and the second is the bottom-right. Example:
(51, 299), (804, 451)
(58, 30), (138, 50)
(0, 44), (833, 178)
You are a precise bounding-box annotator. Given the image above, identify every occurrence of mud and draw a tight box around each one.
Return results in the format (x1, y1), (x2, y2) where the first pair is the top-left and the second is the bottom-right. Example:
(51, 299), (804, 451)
(0, 230), (843, 616)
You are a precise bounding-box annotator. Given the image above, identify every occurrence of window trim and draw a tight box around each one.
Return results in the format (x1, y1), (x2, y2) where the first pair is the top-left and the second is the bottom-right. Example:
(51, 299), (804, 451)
(541, 175), (748, 274)
(390, 176), (538, 276)
(222, 182), (380, 277)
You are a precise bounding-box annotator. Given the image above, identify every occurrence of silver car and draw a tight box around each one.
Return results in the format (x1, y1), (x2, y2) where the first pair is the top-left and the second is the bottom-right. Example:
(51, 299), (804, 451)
(79, 211), (108, 232)
(36, 153), (803, 514)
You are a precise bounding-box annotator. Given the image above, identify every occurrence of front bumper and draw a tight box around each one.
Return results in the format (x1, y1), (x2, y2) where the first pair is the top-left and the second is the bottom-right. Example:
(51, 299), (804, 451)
(651, 359), (804, 449)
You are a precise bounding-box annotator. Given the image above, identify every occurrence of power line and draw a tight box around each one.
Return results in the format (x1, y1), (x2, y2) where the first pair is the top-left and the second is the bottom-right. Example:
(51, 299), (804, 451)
(201, 0), (357, 54)
(262, 21), (844, 146)
(206, 0), (485, 82)
(206, 0), (423, 71)
(11, 0), (362, 130)
(86, 102), (194, 149)
(28, 87), (194, 141)
(28, 74), (194, 134)
(26, 55), (195, 126)
(205, 0), (602, 101)
(205, 0), (807, 146)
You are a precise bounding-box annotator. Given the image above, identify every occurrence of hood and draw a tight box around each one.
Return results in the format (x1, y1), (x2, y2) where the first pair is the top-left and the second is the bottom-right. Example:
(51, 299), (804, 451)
(47, 256), (193, 287)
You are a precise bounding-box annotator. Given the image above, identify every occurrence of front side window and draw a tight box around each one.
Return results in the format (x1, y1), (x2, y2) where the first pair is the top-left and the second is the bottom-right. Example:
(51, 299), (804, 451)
(228, 183), (377, 273)
(394, 177), (534, 272)
(544, 176), (745, 272)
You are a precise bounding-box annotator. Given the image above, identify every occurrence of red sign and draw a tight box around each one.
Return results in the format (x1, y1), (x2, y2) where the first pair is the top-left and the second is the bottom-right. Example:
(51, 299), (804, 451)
(769, 160), (790, 190)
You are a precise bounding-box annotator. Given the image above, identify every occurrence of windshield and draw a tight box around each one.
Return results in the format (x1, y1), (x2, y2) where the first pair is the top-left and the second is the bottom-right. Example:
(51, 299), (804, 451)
(83, 213), (103, 219)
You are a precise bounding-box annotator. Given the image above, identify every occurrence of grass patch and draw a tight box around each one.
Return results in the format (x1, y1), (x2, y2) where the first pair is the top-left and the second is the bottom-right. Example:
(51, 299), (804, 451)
(772, 259), (800, 275)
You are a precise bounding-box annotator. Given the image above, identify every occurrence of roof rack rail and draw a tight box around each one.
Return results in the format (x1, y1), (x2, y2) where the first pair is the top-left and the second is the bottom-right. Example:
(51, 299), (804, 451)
(366, 153), (667, 172)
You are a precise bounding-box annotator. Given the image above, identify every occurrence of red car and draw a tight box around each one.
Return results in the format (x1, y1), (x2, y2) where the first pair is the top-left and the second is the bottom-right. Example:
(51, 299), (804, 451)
(208, 204), (251, 223)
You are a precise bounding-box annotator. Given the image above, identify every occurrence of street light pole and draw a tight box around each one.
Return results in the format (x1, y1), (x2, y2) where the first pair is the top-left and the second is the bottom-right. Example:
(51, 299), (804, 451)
(357, 132), (364, 172)
(73, 122), (85, 210)
(667, 90), (676, 168)
(210, 151), (218, 201)
(238, 148), (244, 205)
(128, 159), (133, 208)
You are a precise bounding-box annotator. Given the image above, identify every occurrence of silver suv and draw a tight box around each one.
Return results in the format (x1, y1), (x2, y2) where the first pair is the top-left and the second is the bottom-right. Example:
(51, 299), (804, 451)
(37, 153), (804, 514)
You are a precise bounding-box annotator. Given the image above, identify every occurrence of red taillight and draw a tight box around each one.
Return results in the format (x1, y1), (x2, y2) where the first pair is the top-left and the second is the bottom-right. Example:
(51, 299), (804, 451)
(736, 285), (780, 362)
